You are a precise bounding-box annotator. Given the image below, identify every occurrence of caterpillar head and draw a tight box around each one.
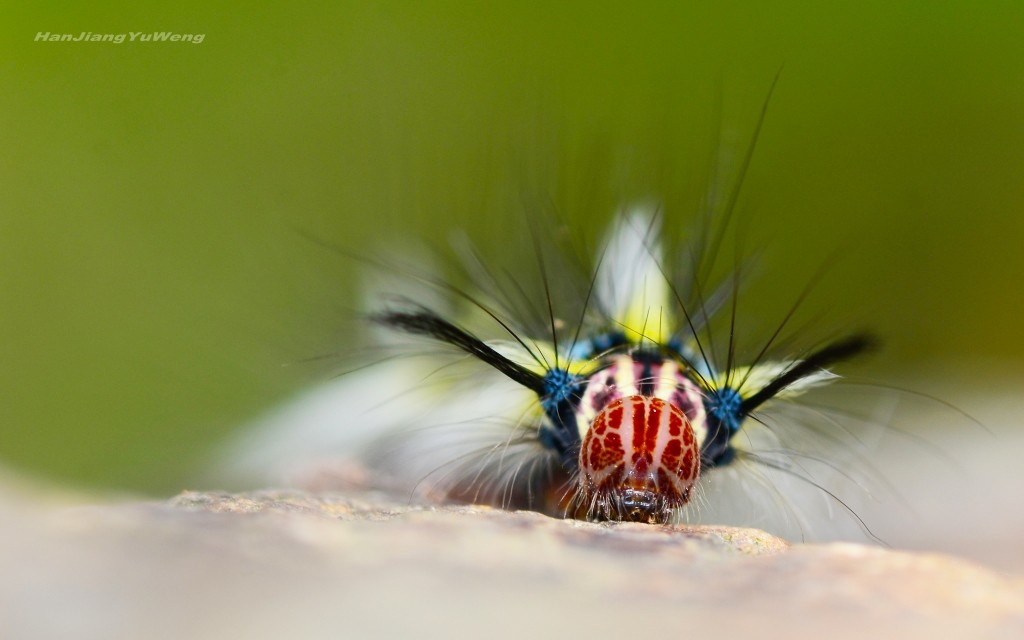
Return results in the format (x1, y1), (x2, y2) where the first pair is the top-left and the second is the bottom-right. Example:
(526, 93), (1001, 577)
(578, 395), (700, 523)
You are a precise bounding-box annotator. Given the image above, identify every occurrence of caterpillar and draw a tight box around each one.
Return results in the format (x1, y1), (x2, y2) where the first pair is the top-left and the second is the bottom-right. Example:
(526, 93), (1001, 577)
(224, 205), (891, 539)
(221, 77), (925, 539)
(372, 210), (873, 523)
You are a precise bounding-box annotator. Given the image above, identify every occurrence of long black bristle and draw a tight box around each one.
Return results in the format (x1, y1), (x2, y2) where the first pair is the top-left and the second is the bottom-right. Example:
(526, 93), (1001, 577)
(739, 333), (877, 417)
(373, 309), (547, 395)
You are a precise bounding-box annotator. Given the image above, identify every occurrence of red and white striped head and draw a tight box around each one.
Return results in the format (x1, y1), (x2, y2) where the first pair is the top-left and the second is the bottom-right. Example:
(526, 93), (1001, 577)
(578, 395), (700, 523)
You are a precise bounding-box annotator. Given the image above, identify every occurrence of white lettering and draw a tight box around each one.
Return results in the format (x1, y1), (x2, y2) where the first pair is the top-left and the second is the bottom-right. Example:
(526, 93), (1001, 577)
(35, 29), (203, 43)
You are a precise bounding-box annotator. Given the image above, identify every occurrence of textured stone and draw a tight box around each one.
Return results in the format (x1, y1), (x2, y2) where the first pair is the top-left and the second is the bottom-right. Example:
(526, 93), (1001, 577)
(1, 488), (1022, 640)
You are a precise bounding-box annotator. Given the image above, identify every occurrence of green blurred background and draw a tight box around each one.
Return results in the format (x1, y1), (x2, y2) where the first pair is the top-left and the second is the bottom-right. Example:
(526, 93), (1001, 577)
(1, 2), (1022, 494)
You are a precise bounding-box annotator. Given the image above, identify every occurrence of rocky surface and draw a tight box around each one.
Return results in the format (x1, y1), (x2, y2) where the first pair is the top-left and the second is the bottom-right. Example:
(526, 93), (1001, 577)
(2, 488), (1023, 640)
